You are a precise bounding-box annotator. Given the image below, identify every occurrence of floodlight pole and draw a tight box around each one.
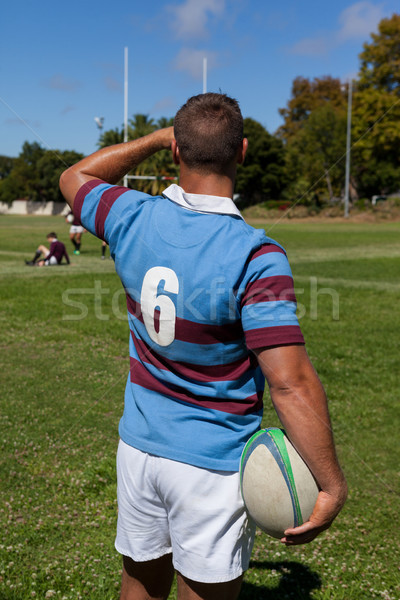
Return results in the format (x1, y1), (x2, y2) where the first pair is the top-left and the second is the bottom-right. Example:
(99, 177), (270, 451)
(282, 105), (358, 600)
(203, 57), (207, 94)
(123, 46), (129, 187)
(344, 79), (352, 219)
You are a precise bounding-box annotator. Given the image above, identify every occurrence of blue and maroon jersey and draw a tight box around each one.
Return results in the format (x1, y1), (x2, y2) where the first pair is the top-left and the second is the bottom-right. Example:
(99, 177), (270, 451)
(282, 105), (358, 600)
(47, 240), (70, 264)
(74, 181), (304, 470)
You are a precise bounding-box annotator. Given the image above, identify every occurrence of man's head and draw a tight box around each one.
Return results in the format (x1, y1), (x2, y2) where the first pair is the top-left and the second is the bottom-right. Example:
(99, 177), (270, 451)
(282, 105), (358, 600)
(47, 232), (57, 241)
(173, 93), (244, 175)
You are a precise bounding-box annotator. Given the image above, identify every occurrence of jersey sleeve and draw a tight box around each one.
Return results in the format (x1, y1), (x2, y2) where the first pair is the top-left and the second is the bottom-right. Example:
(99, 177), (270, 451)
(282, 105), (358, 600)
(63, 244), (70, 264)
(72, 179), (152, 245)
(46, 241), (56, 260)
(239, 244), (304, 350)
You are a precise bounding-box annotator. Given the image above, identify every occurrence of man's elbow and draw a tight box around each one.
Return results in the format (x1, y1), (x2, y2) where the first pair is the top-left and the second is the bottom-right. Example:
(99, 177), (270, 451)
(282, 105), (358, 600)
(267, 367), (325, 404)
(59, 168), (69, 195)
(59, 168), (77, 208)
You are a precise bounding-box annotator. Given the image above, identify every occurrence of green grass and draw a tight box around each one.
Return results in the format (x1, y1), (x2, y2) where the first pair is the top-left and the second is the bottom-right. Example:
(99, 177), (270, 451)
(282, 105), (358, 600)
(0, 215), (399, 600)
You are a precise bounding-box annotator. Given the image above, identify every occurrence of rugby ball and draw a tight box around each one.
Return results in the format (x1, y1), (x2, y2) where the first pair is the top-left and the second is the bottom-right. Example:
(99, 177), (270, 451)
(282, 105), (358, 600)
(240, 428), (319, 539)
(66, 213), (74, 223)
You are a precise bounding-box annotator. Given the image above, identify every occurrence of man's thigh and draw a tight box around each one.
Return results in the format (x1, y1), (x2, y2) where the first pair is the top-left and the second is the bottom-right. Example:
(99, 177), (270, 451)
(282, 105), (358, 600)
(176, 572), (243, 600)
(119, 557), (243, 600)
(120, 554), (174, 600)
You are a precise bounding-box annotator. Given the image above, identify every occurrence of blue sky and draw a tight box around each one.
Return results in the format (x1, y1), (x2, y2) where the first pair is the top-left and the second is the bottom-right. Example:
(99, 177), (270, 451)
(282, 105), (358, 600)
(1, 0), (398, 158)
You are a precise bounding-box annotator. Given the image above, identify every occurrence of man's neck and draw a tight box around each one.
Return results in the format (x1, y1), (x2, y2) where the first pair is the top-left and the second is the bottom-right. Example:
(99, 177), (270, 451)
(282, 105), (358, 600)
(178, 166), (236, 199)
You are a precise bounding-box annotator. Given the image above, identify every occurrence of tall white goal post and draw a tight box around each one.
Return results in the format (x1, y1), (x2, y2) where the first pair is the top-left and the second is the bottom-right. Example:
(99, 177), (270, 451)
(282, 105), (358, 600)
(121, 48), (207, 185)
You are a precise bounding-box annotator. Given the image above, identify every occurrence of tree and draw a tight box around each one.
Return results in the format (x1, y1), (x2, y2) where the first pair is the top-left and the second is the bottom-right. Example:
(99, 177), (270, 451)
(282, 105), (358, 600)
(156, 117), (174, 129)
(235, 118), (288, 206)
(98, 127), (124, 148)
(35, 149), (84, 204)
(351, 86), (400, 196)
(277, 77), (347, 204)
(286, 103), (347, 202)
(278, 76), (346, 141)
(0, 142), (43, 204)
(359, 13), (400, 94)
(0, 142), (83, 205)
(352, 14), (400, 196)
(0, 155), (15, 181)
(277, 76), (348, 204)
(129, 114), (156, 139)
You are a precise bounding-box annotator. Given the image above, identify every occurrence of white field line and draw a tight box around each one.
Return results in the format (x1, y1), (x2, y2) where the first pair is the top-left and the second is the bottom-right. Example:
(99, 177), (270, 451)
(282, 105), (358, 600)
(288, 246), (400, 263)
(3, 246), (400, 263)
(294, 275), (400, 292)
(0, 260), (116, 278)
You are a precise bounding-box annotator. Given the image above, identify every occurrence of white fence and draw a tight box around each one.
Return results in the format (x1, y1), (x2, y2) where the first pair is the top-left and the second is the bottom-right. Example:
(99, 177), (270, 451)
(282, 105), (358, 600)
(0, 200), (69, 216)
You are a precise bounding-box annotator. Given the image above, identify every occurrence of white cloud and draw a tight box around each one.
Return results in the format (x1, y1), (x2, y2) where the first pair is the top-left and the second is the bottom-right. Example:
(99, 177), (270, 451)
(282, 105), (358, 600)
(290, 36), (330, 56)
(60, 105), (76, 116)
(150, 97), (175, 114)
(42, 74), (81, 92)
(173, 48), (218, 79)
(104, 76), (122, 92)
(167, 0), (225, 40)
(5, 117), (41, 128)
(289, 1), (384, 56)
(337, 1), (384, 41)
(98, 62), (123, 92)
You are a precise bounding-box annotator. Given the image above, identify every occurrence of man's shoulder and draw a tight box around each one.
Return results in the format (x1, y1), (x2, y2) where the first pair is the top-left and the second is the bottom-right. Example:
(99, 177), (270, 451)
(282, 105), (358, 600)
(78, 180), (157, 211)
(238, 223), (285, 258)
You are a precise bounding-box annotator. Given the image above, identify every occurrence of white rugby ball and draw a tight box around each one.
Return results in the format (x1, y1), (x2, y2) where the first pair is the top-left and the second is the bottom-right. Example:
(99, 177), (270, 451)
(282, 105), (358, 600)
(240, 428), (319, 539)
(66, 213), (74, 223)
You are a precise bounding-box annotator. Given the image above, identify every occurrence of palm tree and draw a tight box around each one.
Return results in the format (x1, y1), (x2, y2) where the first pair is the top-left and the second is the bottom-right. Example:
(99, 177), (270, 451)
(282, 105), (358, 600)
(129, 114), (156, 139)
(98, 128), (124, 149)
(156, 117), (174, 129)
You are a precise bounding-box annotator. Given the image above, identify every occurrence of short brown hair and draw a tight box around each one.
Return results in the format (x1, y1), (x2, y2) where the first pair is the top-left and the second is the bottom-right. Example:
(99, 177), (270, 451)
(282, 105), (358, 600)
(174, 93), (243, 174)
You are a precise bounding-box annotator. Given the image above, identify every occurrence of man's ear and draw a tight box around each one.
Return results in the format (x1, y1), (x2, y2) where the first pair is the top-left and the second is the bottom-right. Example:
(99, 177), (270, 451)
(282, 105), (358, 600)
(237, 138), (248, 165)
(171, 139), (180, 165)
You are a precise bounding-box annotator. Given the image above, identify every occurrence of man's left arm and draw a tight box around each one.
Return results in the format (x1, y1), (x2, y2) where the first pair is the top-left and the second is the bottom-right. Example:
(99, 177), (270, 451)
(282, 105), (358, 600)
(59, 127), (175, 209)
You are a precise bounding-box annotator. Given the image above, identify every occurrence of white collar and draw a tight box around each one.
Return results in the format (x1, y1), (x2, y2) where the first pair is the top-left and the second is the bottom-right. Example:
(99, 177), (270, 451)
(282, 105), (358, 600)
(162, 184), (244, 220)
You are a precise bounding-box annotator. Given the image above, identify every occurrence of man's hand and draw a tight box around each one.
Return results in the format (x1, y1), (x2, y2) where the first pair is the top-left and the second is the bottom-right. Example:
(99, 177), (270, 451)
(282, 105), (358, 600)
(281, 487), (347, 545)
(157, 126), (175, 150)
(59, 127), (175, 209)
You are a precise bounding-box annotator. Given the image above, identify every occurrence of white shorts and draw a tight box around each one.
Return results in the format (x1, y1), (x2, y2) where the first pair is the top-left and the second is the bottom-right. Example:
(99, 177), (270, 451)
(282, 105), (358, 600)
(115, 440), (256, 583)
(69, 225), (84, 234)
(44, 255), (58, 266)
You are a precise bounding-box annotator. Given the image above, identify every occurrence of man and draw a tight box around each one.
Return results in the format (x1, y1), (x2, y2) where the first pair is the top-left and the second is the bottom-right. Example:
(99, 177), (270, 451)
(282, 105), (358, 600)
(65, 210), (85, 254)
(25, 232), (70, 266)
(59, 93), (347, 600)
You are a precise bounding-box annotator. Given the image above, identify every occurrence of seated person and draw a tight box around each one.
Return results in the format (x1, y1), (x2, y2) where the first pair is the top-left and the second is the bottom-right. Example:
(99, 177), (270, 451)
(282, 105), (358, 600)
(26, 232), (70, 266)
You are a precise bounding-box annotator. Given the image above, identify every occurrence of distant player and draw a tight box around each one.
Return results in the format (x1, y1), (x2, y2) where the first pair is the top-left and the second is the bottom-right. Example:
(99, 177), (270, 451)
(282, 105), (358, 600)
(25, 232), (70, 266)
(101, 240), (109, 259)
(66, 210), (85, 254)
(59, 93), (347, 600)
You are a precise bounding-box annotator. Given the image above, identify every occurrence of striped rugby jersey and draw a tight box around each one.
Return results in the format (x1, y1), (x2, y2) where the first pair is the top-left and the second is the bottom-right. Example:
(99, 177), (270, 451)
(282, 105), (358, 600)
(74, 181), (304, 471)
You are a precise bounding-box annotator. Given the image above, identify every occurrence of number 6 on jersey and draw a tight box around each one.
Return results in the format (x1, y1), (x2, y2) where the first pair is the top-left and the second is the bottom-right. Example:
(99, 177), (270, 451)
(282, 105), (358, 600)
(140, 267), (179, 347)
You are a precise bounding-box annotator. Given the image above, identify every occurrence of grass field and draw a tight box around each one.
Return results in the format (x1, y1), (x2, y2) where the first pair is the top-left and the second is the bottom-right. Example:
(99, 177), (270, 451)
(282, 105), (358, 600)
(0, 214), (399, 600)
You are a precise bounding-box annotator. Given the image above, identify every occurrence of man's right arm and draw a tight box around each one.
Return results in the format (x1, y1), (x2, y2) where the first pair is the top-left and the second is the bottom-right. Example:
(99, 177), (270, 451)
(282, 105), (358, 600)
(59, 127), (175, 209)
(254, 344), (348, 546)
